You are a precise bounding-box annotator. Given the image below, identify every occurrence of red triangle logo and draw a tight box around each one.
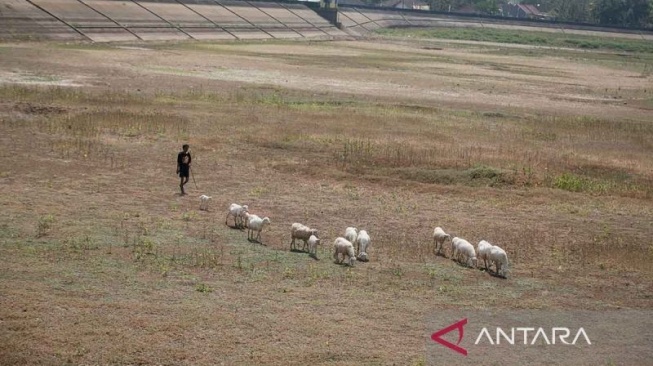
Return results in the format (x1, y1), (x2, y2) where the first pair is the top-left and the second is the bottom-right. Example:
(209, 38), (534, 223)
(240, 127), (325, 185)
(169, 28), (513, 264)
(431, 318), (468, 356)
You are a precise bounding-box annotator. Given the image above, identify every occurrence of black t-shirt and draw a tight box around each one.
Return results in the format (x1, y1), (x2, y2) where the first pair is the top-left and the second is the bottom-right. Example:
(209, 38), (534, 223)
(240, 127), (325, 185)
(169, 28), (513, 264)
(178, 151), (191, 167)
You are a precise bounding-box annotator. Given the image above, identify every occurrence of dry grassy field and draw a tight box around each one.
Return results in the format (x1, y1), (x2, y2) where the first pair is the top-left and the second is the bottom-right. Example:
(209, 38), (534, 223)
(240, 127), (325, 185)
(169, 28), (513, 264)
(1, 34), (652, 365)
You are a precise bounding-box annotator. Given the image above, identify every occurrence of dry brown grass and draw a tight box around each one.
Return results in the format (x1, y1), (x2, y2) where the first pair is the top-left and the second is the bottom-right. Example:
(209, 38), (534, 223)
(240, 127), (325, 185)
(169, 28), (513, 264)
(0, 38), (651, 365)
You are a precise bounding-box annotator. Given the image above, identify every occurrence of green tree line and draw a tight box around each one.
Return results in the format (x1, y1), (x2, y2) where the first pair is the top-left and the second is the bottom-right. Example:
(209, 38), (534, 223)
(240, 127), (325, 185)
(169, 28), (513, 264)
(522, 0), (652, 27)
(361, 0), (653, 28)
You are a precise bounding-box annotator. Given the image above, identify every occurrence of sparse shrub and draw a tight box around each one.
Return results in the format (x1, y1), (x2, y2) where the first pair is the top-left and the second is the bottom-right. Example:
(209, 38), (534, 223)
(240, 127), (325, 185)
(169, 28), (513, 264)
(133, 237), (156, 261)
(392, 265), (404, 279)
(137, 221), (150, 236)
(36, 214), (55, 238)
(189, 247), (222, 269)
(338, 138), (374, 167)
(181, 211), (195, 222)
(282, 266), (296, 279)
(250, 186), (268, 197)
(412, 357), (426, 366)
(553, 173), (586, 192)
(196, 283), (213, 293)
(469, 165), (501, 180)
(427, 267), (438, 280)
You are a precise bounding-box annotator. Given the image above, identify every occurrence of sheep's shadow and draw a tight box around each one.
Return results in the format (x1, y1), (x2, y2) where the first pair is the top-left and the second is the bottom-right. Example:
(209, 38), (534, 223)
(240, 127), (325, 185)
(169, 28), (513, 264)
(487, 271), (508, 280)
(226, 224), (246, 231)
(452, 259), (475, 270)
(247, 238), (266, 246)
(289, 249), (319, 260)
(434, 251), (449, 259)
(333, 261), (354, 267)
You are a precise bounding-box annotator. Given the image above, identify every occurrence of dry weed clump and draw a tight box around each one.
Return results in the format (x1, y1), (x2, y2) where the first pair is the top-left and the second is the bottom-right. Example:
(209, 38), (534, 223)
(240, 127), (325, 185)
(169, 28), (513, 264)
(221, 96), (651, 197)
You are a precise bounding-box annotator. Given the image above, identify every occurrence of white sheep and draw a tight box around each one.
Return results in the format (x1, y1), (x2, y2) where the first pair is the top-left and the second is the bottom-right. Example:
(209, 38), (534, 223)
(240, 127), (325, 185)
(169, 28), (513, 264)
(488, 245), (510, 278)
(199, 195), (212, 211)
(290, 223), (319, 252)
(452, 237), (477, 268)
(432, 227), (451, 256)
(477, 240), (494, 271)
(236, 206), (250, 228)
(247, 214), (271, 243)
(307, 234), (320, 258)
(344, 227), (358, 246)
(356, 230), (370, 262)
(333, 237), (356, 266)
(241, 211), (251, 228)
(451, 237), (464, 256)
(225, 203), (248, 228)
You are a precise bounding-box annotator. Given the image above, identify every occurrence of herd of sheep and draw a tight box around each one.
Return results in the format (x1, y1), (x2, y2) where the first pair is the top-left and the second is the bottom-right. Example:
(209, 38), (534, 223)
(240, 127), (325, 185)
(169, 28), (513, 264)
(432, 227), (510, 277)
(199, 195), (510, 278)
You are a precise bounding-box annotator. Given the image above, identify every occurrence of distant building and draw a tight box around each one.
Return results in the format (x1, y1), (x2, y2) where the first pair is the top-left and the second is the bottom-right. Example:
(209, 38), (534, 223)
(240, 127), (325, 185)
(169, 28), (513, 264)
(383, 0), (430, 11)
(338, 0), (367, 6)
(501, 3), (548, 20)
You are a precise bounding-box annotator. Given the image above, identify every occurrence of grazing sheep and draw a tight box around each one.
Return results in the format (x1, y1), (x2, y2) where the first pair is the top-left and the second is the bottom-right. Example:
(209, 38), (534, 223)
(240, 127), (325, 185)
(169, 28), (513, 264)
(199, 195), (212, 211)
(432, 227), (451, 256)
(290, 223), (319, 252)
(477, 240), (494, 270)
(488, 245), (510, 278)
(356, 230), (370, 262)
(247, 215), (271, 243)
(452, 238), (477, 268)
(307, 235), (320, 258)
(225, 203), (248, 228)
(333, 237), (356, 266)
(236, 206), (251, 228)
(241, 211), (251, 228)
(344, 227), (358, 246)
(451, 237), (464, 256)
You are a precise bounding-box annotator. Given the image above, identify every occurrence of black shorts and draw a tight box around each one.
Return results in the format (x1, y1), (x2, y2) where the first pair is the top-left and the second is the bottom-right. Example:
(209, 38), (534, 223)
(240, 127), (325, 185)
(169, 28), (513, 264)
(179, 165), (190, 178)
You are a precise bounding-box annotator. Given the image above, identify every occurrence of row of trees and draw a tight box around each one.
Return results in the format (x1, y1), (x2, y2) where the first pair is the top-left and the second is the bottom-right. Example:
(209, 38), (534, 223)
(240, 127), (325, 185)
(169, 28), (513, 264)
(520, 0), (652, 27)
(361, 0), (653, 28)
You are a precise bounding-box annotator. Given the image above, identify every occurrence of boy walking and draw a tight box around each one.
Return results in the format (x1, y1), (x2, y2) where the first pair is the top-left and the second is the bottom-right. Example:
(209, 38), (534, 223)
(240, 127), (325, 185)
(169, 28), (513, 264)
(177, 144), (192, 195)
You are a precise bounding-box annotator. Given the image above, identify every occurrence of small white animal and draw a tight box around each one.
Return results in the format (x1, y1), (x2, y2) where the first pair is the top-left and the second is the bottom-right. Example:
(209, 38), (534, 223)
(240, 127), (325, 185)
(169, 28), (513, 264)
(199, 195), (212, 211)
(333, 237), (356, 266)
(247, 215), (271, 243)
(432, 227), (451, 256)
(290, 223), (319, 252)
(356, 230), (370, 262)
(344, 227), (358, 246)
(307, 234), (320, 258)
(477, 240), (494, 271)
(225, 203), (248, 228)
(452, 237), (477, 268)
(488, 245), (510, 278)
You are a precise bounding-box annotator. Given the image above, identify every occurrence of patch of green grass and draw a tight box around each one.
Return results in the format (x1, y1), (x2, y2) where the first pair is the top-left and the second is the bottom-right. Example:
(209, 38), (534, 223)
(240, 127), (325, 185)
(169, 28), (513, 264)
(376, 27), (653, 54)
(468, 164), (503, 180)
(551, 172), (617, 194)
(54, 43), (121, 51)
(36, 214), (55, 238)
(195, 283), (213, 293)
(552, 173), (588, 192)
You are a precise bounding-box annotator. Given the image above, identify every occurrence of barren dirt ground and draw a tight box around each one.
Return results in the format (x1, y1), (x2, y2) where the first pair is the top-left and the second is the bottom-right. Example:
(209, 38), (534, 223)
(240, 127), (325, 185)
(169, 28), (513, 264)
(0, 38), (652, 365)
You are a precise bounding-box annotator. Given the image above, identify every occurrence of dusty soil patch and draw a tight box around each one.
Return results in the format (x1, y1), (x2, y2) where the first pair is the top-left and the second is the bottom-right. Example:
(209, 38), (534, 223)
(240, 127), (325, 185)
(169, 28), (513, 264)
(0, 38), (651, 365)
